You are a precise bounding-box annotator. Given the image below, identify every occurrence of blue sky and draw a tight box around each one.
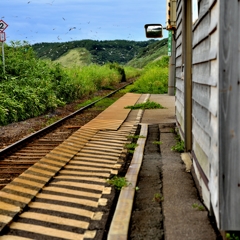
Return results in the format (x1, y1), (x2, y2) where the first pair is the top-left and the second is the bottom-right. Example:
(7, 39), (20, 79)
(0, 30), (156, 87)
(2, 0), (167, 44)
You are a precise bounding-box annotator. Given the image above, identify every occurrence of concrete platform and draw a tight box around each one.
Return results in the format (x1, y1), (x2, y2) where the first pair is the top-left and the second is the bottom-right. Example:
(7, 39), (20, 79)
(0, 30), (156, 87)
(141, 94), (217, 240)
(108, 93), (217, 240)
(141, 94), (176, 125)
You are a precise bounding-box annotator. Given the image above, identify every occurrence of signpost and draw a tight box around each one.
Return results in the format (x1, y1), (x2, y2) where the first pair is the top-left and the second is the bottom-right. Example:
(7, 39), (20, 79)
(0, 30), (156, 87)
(167, 30), (175, 96)
(168, 30), (172, 56)
(0, 19), (8, 74)
(0, 20), (8, 32)
(0, 32), (6, 42)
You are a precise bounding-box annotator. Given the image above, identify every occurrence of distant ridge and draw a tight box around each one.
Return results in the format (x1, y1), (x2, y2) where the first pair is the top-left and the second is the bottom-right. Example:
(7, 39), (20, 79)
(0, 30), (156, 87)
(32, 38), (168, 67)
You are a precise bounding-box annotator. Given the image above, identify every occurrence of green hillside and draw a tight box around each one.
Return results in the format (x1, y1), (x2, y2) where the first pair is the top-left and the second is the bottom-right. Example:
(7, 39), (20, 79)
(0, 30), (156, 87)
(32, 38), (168, 67)
(127, 38), (168, 68)
(54, 48), (92, 67)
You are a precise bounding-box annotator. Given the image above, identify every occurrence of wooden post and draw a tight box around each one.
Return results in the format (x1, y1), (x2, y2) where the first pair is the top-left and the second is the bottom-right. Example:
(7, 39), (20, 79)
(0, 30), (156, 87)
(183, 0), (192, 152)
(219, 0), (240, 231)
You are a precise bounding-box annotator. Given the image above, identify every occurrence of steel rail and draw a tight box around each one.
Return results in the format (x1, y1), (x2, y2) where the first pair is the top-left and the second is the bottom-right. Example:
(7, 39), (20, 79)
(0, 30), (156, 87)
(0, 82), (132, 159)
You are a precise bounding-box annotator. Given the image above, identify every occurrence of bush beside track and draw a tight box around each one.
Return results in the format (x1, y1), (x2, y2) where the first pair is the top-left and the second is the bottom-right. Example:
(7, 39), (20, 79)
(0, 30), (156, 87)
(0, 41), (168, 126)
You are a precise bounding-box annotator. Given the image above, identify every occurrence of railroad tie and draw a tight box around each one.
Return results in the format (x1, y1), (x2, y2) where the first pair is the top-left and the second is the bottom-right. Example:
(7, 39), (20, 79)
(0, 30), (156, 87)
(0, 93), (144, 239)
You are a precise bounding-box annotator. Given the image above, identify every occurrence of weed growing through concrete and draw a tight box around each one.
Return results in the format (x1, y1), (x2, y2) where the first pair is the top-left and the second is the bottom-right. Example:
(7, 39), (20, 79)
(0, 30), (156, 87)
(124, 100), (165, 110)
(152, 141), (162, 145)
(171, 134), (184, 153)
(192, 203), (205, 211)
(107, 176), (129, 190)
(153, 193), (164, 203)
(226, 233), (240, 240)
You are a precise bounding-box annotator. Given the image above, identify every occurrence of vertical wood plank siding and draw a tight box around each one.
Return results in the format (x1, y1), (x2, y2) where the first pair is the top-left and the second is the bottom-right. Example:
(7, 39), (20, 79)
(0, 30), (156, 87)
(219, 0), (240, 230)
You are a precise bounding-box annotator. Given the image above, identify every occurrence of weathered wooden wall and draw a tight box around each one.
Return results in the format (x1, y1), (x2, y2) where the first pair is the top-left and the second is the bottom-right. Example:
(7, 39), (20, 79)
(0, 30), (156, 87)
(191, 0), (219, 213)
(175, 0), (240, 231)
(175, 0), (184, 135)
(218, 0), (240, 231)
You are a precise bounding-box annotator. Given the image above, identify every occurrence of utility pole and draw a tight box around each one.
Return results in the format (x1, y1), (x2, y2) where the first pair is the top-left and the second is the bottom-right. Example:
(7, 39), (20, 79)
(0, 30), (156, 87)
(168, 30), (175, 96)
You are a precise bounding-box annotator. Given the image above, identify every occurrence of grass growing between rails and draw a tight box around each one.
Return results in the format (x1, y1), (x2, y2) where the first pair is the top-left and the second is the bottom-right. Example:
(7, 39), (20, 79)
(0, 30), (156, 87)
(0, 41), (133, 126)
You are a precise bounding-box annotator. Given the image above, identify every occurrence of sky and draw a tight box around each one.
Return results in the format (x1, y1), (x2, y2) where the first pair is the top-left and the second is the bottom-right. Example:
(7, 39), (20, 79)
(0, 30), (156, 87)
(1, 0), (167, 45)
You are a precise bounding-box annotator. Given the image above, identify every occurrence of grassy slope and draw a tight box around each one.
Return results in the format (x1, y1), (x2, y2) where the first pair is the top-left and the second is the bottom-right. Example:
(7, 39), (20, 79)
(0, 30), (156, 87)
(126, 38), (168, 68)
(54, 48), (92, 67)
(52, 39), (168, 68)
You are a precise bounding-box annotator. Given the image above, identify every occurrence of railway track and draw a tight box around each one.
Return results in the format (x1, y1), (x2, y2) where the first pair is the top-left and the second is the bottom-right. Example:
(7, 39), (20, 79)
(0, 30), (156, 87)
(0, 84), (130, 189)
(0, 92), (148, 239)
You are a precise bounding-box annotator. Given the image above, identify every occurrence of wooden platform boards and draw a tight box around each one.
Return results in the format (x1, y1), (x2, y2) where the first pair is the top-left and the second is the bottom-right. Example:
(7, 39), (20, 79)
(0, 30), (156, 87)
(0, 93), (144, 239)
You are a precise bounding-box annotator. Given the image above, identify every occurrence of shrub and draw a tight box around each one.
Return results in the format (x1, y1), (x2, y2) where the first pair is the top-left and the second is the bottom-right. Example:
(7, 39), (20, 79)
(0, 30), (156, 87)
(0, 41), (123, 125)
(124, 56), (169, 94)
(107, 62), (126, 82)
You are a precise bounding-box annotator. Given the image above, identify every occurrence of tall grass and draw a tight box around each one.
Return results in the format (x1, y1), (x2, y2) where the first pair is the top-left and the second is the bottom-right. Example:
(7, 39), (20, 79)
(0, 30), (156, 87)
(63, 64), (121, 98)
(123, 56), (169, 94)
(0, 41), (124, 125)
(123, 66), (142, 79)
(0, 41), (168, 126)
